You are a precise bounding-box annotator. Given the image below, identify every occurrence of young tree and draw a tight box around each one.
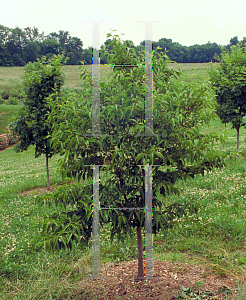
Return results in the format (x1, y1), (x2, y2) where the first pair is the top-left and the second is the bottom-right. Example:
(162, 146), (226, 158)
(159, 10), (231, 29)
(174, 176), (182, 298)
(35, 32), (226, 279)
(209, 43), (246, 154)
(9, 54), (67, 190)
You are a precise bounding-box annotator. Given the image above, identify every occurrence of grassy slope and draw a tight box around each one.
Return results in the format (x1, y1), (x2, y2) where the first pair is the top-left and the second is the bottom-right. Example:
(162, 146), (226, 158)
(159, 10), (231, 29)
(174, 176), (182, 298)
(0, 63), (245, 299)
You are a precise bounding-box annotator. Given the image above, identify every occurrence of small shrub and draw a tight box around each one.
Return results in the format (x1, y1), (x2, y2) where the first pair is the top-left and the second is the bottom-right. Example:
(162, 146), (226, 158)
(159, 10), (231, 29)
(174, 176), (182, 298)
(0, 133), (8, 150)
(7, 97), (19, 105)
(1, 88), (10, 99)
(0, 127), (19, 150)
(8, 79), (24, 99)
(0, 97), (4, 104)
(1, 81), (23, 101)
(8, 130), (19, 145)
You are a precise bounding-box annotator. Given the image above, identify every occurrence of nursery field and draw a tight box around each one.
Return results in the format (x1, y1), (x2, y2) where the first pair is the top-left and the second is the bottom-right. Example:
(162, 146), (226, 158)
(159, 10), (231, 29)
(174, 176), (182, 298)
(0, 62), (215, 98)
(0, 63), (246, 299)
(0, 62), (215, 135)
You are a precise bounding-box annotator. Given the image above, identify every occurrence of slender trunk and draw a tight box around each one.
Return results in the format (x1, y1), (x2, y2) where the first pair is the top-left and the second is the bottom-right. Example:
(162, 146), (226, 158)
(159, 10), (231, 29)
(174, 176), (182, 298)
(237, 128), (240, 154)
(46, 152), (50, 190)
(136, 226), (144, 279)
(224, 123), (227, 146)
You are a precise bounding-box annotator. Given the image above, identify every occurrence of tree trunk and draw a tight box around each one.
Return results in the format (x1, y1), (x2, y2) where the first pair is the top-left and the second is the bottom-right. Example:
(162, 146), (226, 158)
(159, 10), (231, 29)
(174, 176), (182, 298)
(46, 152), (50, 190)
(136, 226), (144, 279)
(223, 123), (227, 146)
(237, 128), (240, 154)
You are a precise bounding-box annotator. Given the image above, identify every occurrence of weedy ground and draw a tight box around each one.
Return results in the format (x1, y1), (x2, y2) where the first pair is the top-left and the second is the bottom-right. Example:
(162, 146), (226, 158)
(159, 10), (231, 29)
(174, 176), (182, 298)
(0, 63), (245, 299)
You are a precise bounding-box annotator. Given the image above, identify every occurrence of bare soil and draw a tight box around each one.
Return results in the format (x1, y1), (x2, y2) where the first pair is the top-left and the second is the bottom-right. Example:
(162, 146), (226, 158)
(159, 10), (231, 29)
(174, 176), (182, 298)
(76, 259), (243, 299)
(19, 185), (58, 196)
(19, 182), (73, 196)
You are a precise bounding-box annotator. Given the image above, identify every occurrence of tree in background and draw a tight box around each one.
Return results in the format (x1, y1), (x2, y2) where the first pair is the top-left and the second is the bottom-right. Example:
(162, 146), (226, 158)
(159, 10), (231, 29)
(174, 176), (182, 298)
(209, 43), (246, 154)
(230, 36), (239, 46)
(81, 46), (93, 65)
(40, 39), (60, 59)
(1, 24), (246, 66)
(41, 30), (83, 65)
(34, 31), (226, 279)
(9, 54), (67, 189)
(0, 25), (84, 66)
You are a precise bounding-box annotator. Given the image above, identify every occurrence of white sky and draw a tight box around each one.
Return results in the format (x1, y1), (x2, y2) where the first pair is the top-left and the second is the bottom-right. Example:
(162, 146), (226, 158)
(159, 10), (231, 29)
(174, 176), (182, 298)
(1, 0), (246, 48)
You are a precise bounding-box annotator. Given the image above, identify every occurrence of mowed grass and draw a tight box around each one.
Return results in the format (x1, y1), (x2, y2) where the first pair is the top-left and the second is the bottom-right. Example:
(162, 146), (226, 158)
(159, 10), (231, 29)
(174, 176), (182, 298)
(1, 118), (246, 299)
(0, 62), (216, 96)
(0, 67), (24, 94)
(0, 65), (113, 134)
(0, 104), (23, 133)
(0, 64), (113, 96)
(0, 62), (216, 135)
(0, 63), (246, 299)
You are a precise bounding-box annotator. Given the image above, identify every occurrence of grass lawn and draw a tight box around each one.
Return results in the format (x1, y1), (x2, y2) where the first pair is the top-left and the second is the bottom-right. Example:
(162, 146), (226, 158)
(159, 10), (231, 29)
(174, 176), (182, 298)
(0, 63), (246, 299)
(1, 118), (246, 299)
(0, 62), (216, 97)
(0, 104), (23, 133)
(0, 62), (217, 135)
(0, 64), (113, 96)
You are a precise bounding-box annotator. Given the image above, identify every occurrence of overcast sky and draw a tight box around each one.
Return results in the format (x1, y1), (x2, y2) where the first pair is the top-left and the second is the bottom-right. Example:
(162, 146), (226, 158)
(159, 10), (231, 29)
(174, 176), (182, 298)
(1, 0), (246, 48)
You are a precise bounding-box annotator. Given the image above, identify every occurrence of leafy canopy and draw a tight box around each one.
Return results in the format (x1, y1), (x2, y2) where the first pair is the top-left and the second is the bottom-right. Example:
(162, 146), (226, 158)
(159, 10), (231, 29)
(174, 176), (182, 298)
(209, 43), (246, 131)
(9, 54), (67, 158)
(209, 43), (246, 153)
(34, 32), (226, 251)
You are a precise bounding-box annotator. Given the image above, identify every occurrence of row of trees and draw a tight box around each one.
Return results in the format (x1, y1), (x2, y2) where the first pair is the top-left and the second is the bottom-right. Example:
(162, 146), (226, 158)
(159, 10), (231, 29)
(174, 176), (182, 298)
(65, 35), (246, 65)
(1, 24), (245, 66)
(9, 31), (234, 279)
(0, 25), (83, 66)
(99, 38), (222, 64)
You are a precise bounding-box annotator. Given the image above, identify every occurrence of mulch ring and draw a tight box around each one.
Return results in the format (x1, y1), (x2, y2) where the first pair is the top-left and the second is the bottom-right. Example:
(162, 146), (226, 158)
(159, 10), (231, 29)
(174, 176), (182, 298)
(19, 182), (76, 196)
(76, 259), (243, 299)
(19, 185), (58, 196)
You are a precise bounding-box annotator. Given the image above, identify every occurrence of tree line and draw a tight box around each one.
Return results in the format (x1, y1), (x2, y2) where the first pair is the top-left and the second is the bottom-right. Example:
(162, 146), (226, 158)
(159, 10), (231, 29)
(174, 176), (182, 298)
(1, 24), (246, 66)
(0, 25), (83, 66)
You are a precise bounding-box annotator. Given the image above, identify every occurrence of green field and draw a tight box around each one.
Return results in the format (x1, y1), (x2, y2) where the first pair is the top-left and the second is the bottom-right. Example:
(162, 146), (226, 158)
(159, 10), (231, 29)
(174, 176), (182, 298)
(0, 62), (216, 96)
(0, 64), (113, 96)
(0, 64), (246, 299)
(0, 62), (217, 134)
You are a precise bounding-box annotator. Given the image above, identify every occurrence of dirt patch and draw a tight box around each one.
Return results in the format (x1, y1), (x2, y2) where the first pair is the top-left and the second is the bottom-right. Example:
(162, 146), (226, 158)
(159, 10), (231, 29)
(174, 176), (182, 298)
(76, 259), (243, 299)
(19, 185), (58, 196)
(19, 181), (74, 196)
(18, 182), (72, 196)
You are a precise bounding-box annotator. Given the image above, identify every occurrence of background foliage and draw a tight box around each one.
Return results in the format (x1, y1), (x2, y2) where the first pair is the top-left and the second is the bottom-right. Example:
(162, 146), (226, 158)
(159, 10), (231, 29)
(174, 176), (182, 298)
(1, 24), (246, 66)
(209, 43), (246, 153)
